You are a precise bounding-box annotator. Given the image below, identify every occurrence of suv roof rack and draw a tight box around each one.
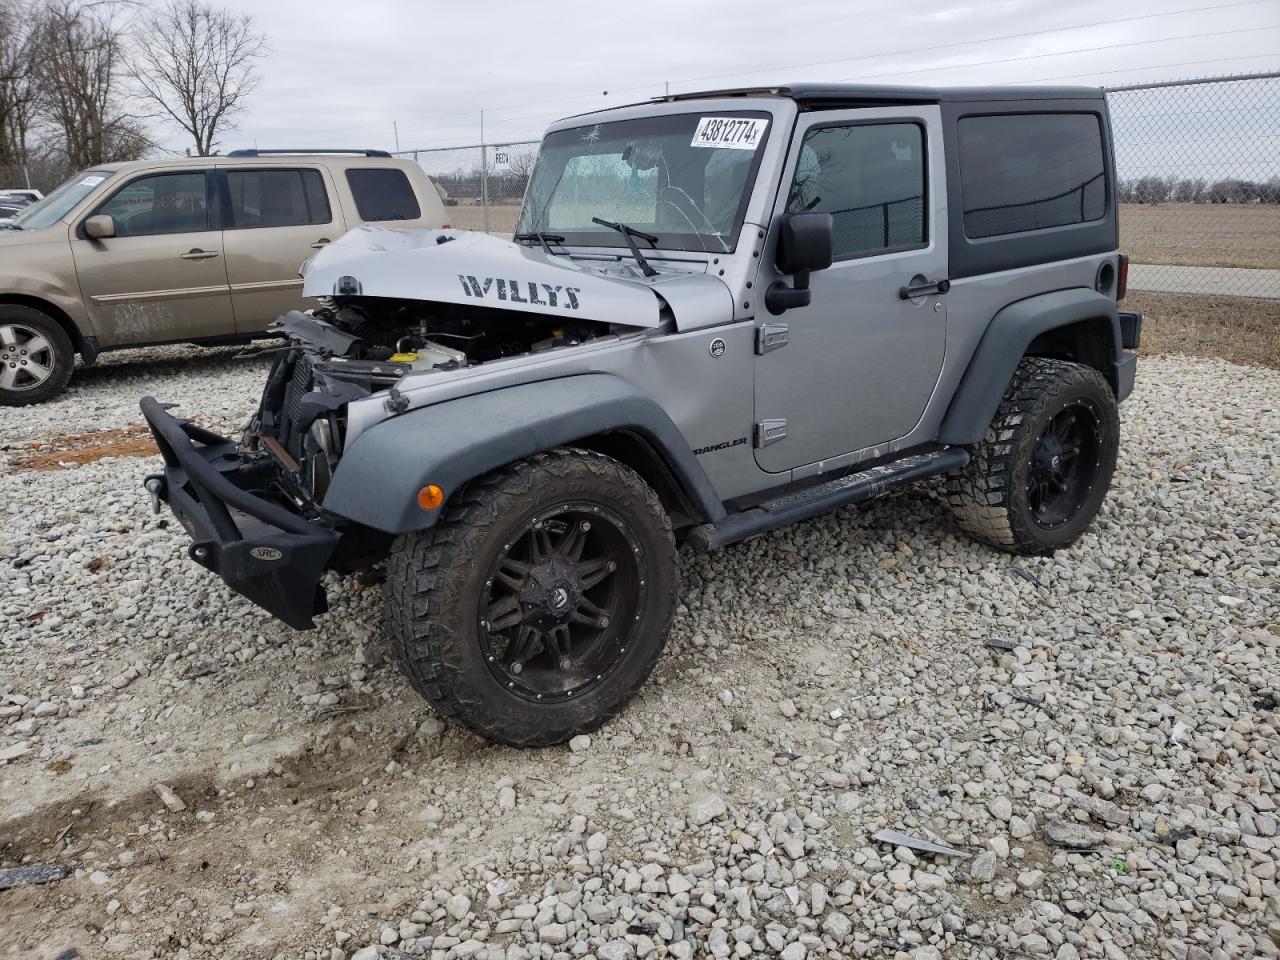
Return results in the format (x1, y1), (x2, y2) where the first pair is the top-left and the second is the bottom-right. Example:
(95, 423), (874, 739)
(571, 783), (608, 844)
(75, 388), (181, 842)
(225, 149), (393, 158)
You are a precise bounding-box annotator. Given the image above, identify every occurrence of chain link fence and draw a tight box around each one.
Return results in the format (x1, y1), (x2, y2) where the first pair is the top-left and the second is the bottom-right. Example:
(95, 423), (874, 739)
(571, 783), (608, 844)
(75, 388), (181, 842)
(1107, 72), (1280, 299)
(398, 72), (1280, 299)
(401, 140), (538, 235)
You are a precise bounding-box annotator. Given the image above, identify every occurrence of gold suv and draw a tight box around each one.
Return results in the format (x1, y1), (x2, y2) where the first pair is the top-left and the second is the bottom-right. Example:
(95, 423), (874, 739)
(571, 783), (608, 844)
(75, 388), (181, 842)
(0, 149), (448, 405)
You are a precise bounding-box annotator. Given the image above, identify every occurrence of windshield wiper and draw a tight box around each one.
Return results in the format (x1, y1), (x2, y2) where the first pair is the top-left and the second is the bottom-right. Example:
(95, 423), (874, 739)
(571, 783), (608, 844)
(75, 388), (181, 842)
(591, 217), (659, 277)
(513, 231), (565, 255)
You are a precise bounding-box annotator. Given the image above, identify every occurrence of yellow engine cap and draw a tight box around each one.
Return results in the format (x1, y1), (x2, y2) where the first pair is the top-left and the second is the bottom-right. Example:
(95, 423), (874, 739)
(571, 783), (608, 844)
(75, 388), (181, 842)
(389, 352), (419, 363)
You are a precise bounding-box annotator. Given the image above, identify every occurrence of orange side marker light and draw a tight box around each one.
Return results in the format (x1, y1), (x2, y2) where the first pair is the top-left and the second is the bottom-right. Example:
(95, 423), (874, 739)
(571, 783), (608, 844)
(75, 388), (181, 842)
(417, 484), (445, 511)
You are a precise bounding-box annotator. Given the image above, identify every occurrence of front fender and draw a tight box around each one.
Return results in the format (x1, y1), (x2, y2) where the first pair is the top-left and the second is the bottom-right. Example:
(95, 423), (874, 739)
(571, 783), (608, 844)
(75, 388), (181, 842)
(938, 288), (1122, 446)
(321, 373), (725, 533)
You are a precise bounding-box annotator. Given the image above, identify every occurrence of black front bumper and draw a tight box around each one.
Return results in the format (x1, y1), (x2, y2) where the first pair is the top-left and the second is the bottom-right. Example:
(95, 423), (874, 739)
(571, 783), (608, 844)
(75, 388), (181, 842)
(140, 396), (340, 629)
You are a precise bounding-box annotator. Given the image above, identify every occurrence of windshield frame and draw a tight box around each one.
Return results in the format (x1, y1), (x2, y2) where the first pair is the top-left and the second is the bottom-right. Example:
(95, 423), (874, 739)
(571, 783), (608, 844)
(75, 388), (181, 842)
(11, 168), (114, 230)
(517, 109), (775, 256)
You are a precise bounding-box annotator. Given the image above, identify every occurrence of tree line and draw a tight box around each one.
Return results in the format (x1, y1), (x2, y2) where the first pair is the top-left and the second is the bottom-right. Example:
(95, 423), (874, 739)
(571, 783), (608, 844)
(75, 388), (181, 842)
(1118, 175), (1280, 205)
(0, 0), (265, 190)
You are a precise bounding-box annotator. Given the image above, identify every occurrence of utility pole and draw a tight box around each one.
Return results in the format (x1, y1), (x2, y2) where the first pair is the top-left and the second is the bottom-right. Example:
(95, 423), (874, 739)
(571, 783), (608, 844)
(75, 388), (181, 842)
(393, 121), (400, 153)
(480, 109), (490, 234)
(665, 81), (670, 98)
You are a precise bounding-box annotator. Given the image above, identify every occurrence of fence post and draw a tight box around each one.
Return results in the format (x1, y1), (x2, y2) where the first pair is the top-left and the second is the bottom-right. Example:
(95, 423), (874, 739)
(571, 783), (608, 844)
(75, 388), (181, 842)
(480, 143), (491, 234)
(479, 109), (491, 234)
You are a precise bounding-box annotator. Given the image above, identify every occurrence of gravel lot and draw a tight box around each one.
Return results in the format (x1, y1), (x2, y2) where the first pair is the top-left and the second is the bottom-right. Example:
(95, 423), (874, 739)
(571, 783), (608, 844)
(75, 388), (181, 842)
(1, 349), (1277, 960)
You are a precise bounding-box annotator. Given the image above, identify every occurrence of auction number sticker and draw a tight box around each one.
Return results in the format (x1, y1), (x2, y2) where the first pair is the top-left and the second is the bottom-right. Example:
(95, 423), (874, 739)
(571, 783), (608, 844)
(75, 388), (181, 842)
(691, 116), (768, 150)
(78, 175), (105, 187)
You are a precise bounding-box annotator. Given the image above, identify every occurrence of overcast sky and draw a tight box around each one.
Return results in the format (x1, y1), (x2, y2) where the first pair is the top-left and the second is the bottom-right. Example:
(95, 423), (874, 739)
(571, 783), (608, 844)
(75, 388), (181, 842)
(173, 0), (1278, 153)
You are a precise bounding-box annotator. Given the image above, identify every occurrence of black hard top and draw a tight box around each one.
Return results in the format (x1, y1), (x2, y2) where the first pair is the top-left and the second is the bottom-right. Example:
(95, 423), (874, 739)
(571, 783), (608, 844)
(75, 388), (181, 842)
(665, 83), (1103, 108)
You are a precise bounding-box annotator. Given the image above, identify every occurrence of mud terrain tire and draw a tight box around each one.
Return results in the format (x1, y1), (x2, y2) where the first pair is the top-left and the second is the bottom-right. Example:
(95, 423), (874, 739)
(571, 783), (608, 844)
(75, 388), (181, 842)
(947, 357), (1119, 555)
(386, 448), (677, 746)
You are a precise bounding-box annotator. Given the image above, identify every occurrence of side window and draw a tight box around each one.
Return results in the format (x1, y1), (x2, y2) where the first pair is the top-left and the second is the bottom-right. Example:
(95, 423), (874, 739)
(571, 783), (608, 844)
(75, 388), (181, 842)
(958, 113), (1106, 239)
(94, 172), (209, 237)
(226, 168), (331, 229)
(345, 168), (420, 222)
(786, 122), (926, 260)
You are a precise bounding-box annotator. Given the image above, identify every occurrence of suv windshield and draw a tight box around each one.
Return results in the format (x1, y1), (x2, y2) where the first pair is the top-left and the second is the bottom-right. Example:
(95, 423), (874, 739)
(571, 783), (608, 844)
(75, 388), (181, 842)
(10, 169), (111, 230)
(517, 111), (771, 254)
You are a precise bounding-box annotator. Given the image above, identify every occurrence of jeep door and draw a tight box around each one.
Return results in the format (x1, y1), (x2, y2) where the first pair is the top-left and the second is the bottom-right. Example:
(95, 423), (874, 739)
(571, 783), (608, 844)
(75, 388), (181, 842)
(218, 166), (345, 332)
(753, 106), (948, 474)
(70, 170), (233, 347)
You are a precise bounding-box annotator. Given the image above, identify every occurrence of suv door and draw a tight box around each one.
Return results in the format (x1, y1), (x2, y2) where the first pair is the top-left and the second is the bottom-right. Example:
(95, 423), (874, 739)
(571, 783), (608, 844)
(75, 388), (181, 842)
(753, 106), (948, 474)
(218, 166), (345, 332)
(70, 170), (232, 346)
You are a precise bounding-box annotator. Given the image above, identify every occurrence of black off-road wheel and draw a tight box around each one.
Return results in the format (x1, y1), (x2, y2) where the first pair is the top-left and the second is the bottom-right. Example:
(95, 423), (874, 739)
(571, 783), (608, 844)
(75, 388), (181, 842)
(0, 304), (74, 406)
(947, 357), (1119, 555)
(386, 448), (678, 747)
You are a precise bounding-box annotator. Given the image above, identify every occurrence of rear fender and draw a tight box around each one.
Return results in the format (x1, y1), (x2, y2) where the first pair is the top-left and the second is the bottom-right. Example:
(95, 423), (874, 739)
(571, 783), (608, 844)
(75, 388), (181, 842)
(939, 288), (1124, 446)
(321, 373), (725, 533)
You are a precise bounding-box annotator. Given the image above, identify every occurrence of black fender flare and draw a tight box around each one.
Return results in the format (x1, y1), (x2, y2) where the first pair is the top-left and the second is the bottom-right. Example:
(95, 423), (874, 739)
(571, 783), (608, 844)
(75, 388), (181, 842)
(321, 373), (726, 534)
(938, 288), (1124, 447)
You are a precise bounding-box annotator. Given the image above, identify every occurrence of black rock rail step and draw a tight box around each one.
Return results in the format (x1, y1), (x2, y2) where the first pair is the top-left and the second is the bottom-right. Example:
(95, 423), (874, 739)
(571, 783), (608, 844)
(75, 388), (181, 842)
(688, 447), (970, 551)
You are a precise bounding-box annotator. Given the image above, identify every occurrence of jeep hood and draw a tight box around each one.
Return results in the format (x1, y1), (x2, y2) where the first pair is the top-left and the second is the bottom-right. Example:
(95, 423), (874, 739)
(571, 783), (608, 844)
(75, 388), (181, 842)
(300, 226), (733, 331)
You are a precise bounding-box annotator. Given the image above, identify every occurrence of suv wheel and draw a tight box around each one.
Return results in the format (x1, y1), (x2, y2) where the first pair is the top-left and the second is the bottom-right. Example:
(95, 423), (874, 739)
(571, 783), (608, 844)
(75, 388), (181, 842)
(947, 357), (1119, 555)
(0, 305), (74, 406)
(386, 448), (677, 746)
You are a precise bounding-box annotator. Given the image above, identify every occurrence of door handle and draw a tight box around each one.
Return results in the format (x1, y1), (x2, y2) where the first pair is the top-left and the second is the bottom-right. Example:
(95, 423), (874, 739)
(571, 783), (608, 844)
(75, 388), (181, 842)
(899, 277), (950, 300)
(310, 238), (331, 249)
(180, 249), (219, 261)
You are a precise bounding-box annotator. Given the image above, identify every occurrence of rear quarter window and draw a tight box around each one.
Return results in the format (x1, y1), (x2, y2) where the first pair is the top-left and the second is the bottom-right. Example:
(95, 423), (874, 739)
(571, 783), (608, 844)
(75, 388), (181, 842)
(958, 113), (1106, 239)
(345, 167), (420, 222)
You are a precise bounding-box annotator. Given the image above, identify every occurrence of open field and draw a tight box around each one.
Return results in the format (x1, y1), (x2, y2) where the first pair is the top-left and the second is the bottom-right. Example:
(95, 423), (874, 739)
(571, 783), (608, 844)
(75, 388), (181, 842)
(1126, 291), (1280, 369)
(444, 203), (522, 235)
(1119, 203), (1280, 271)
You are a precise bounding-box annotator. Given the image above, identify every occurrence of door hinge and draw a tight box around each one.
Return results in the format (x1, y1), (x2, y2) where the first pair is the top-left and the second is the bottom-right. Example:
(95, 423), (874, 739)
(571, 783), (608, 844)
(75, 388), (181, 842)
(755, 322), (789, 355)
(755, 419), (788, 448)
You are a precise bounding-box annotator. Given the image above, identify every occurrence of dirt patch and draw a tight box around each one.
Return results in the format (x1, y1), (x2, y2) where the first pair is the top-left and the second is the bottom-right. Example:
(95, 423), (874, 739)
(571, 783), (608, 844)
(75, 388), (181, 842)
(1126, 290), (1280, 369)
(1120, 203), (1280, 270)
(5, 427), (158, 472)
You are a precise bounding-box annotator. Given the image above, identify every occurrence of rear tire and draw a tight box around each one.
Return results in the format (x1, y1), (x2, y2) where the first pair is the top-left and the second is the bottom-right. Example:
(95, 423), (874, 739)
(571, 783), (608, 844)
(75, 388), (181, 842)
(947, 357), (1119, 555)
(386, 448), (677, 746)
(0, 305), (74, 406)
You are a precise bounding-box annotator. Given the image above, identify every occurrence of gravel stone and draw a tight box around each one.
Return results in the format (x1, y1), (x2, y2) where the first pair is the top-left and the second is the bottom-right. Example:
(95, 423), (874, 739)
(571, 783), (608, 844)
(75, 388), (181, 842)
(687, 793), (728, 826)
(3, 354), (1277, 959)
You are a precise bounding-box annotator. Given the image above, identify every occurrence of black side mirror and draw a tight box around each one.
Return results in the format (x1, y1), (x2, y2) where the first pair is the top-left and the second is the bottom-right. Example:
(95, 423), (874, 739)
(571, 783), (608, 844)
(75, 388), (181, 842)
(766, 212), (833, 314)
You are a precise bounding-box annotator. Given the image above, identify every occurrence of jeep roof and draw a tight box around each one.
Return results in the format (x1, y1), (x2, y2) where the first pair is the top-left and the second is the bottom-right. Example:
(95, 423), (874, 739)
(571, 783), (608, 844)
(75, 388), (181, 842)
(552, 82), (1105, 122)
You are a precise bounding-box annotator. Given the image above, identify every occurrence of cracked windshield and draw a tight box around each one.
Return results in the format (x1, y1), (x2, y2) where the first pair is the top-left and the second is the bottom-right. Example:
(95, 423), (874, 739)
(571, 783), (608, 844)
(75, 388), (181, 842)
(518, 111), (771, 253)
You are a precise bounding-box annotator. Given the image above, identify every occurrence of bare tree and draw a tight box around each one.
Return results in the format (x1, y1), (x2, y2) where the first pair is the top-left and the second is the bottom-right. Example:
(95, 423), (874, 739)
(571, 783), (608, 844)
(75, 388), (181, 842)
(129, 0), (266, 156)
(0, 0), (41, 184)
(35, 0), (147, 170)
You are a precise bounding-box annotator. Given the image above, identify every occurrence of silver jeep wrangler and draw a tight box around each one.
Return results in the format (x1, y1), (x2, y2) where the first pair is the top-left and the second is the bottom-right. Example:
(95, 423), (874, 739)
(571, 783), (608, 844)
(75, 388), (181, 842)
(142, 83), (1141, 746)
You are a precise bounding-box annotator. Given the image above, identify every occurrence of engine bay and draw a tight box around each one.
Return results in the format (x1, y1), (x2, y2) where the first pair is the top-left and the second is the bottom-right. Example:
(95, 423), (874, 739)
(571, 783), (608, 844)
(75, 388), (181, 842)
(244, 297), (616, 509)
(295, 295), (611, 382)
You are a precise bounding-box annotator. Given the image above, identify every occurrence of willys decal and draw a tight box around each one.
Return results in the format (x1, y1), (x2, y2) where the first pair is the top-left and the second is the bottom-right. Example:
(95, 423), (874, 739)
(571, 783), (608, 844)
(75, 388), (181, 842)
(458, 276), (582, 310)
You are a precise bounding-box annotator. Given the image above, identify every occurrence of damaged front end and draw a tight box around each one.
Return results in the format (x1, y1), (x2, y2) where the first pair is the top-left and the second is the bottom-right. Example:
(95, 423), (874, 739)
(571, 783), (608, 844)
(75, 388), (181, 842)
(141, 299), (616, 628)
(141, 225), (729, 629)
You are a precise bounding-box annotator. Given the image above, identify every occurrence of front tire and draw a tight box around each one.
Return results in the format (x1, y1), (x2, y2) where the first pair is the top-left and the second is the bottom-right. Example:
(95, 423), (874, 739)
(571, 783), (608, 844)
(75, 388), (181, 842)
(386, 448), (677, 746)
(947, 357), (1119, 555)
(0, 305), (74, 406)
